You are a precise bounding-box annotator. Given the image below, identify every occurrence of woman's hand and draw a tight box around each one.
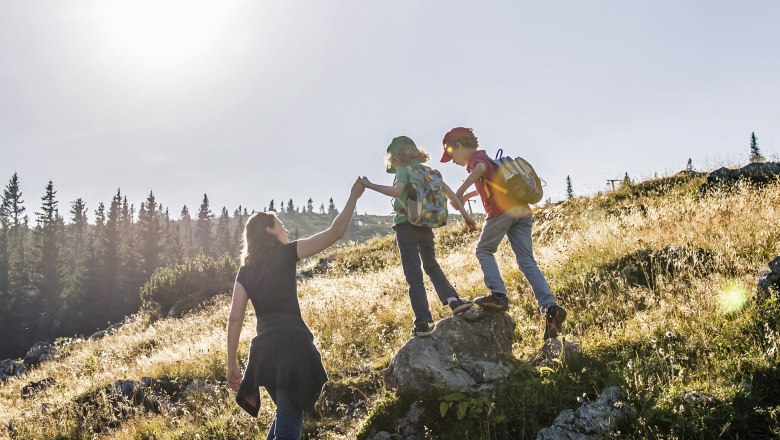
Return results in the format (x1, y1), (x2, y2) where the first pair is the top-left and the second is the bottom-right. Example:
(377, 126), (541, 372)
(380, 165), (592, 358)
(351, 177), (366, 198)
(359, 176), (373, 189)
(227, 363), (242, 392)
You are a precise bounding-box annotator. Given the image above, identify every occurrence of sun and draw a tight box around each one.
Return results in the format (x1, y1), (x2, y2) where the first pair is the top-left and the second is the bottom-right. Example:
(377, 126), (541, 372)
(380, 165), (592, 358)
(92, 0), (237, 74)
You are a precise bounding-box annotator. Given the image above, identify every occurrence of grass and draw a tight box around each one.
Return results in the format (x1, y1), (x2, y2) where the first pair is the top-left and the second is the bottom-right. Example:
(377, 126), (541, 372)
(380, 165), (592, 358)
(1, 172), (780, 438)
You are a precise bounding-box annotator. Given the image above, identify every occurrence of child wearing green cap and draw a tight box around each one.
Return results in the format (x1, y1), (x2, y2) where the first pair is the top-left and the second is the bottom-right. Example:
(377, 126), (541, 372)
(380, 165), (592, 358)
(360, 136), (477, 337)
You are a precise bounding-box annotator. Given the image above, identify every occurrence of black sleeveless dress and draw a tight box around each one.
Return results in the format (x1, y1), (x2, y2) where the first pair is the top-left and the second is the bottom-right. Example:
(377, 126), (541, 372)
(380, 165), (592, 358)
(234, 241), (328, 416)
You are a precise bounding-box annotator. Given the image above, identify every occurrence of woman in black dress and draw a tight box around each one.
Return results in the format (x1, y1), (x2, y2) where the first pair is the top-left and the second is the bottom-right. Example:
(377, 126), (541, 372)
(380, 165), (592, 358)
(226, 179), (364, 439)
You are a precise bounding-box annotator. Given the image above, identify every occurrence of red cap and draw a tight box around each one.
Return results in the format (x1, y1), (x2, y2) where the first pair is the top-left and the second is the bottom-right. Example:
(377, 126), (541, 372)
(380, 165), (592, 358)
(440, 127), (474, 162)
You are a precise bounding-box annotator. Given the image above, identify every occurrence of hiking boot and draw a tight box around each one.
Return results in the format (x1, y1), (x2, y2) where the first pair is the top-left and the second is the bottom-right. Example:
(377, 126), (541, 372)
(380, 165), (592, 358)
(543, 304), (567, 340)
(412, 321), (435, 337)
(473, 293), (509, 311)
(449, 298), (473, 315)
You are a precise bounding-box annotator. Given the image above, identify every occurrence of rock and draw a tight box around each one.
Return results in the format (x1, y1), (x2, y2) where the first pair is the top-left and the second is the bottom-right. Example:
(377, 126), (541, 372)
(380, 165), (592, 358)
(182, 379), (216, 398)
(368, 432), (392, 440)
(536, 386), (636, 439)
(700, 162), (780, 194)
(297, 257), (331, 279)
(528, 338), (582, 369)
(0, 359), (17, 376)
(112, 379), (143, 398)
(382, 307), (515, 395)
(757, 256), (780, 299)
(769, 256), (780, 273)
(13, 363), (26, 377)
(21, 377), (56, 398)
(90, 321), (124, 340)
(23, 341), (55, 367)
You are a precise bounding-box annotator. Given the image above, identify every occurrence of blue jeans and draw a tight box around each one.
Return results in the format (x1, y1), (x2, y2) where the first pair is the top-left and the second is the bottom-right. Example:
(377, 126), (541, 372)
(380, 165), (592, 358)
(394, 222), (458, 325)
(475, 213), (556, 309)
(265, 387), (304, 440)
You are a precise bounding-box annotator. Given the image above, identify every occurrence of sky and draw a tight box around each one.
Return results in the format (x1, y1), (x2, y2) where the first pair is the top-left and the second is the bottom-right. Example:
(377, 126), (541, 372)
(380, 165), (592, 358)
(2, 0), (779, 221)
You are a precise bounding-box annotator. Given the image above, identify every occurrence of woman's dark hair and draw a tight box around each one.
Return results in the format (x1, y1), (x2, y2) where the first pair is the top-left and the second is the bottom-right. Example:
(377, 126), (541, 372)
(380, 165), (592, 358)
(240, 211), (282, 267)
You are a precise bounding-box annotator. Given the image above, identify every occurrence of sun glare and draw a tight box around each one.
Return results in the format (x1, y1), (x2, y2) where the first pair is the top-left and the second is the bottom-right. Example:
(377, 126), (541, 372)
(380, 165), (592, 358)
(717, 280), (749, 315)
(93, 0), (237, 73)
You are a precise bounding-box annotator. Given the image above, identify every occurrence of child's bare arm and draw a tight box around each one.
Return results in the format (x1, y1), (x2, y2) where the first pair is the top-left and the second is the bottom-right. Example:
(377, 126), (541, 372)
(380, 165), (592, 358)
(456, 162), (487, 198)
(444, 183), (476, 230)
(360, 177), (405, 199)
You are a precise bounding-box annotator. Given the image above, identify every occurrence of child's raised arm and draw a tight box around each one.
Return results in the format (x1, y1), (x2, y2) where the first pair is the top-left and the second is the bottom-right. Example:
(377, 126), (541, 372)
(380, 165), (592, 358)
(296, 178), (364, 259)
(360, 176), (406, 199)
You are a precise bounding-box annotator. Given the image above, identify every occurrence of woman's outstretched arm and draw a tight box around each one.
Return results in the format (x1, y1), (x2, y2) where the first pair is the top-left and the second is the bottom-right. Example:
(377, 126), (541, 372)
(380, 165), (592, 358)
(297, 178), (365, 259)
(226, 280), (249, 391)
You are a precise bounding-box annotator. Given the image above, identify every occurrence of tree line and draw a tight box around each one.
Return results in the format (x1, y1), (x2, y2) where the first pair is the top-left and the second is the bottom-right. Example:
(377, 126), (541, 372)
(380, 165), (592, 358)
(0, 173), (339, 359)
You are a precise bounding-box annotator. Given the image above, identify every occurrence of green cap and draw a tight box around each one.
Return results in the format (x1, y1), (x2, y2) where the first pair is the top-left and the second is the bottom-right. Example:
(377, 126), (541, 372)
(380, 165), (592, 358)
(386, 136), (416, 173)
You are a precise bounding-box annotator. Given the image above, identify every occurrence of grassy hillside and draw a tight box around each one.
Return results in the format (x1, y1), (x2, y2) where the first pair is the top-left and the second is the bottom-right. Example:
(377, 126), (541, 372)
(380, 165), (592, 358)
(2, 171), (779, 439)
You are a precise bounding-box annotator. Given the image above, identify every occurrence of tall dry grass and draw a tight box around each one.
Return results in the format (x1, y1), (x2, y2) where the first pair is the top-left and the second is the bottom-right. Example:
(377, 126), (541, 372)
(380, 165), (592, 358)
(1, 174), (779, 438)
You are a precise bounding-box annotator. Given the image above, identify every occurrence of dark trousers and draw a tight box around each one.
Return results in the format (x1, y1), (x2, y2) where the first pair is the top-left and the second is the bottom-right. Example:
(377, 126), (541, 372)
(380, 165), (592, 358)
(394, 222), (458, 325)
(265, 387), (304, 440)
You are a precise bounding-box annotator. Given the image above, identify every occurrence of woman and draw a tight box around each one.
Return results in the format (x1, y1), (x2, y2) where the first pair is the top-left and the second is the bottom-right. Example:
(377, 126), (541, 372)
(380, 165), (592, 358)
(226, 179), (364, 439)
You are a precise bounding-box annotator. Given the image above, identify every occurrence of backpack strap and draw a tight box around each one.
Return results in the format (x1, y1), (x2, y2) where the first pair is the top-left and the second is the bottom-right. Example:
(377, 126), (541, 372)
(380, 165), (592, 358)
(479, 153), (506, 199)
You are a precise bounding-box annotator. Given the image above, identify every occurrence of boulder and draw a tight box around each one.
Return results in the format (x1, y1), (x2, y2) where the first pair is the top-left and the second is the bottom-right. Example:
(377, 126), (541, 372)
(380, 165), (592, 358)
(528, 338), (582, 369)
(90, 321), (125, 340)
(21, 377), (56, 398)
(700, 162), (780, 194)
(182, 379), (216, 399)
(0, 359), (17, 376)
(297, 257), (331, 279)
(23, 341), (55, 367)
(536, 387), (637, 439)
(757, 256), (780, 299)
(382, 307), (515, 395)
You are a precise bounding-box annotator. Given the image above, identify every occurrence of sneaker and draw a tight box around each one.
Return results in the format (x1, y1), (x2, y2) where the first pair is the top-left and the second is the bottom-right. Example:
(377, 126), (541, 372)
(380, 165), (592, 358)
(412, 321), (435, 337)
(449, 298), (473, 315)
(473, 293), (509, 311)
(543, 304), (567, 340)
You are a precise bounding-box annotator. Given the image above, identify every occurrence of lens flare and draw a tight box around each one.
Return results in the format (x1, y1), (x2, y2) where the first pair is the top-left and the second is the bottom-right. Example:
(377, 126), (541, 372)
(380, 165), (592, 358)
(717, 280), (749, 314)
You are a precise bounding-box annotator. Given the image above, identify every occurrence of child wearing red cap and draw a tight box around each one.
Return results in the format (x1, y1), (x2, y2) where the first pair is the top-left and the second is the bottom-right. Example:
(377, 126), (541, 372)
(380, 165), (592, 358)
(440, 127), (567, 340)
(360, 135), (477, 337)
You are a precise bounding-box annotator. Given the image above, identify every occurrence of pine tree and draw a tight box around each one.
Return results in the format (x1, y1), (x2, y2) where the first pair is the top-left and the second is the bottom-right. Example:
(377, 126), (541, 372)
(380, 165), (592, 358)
(286, 199), (294, 214)
(686, 158), (693, 172)
(749, 132), (764, 163)
(215, 206), (232, 257)
(0, 201), (9, 303)
(137, 191), (161, 278)
(119, 196), (142, 312)
(0, 179), (11, 346)
(3, 173), (30, 302)
(566, 175), (574, 199)
(307, 198), (314, 214)
(233, 206), (245, 259)
(180, 205), (194, 258)
(328, 197), (338, 216)
(62, 198), (89, 334)
(162, 207), (184, 265)
(195, 194), (214, 257)
(622, 172), (632, 186)
(32, 181), (64, 331)
(99, 190), (123, 323)
(268, 199), (275, 212)
(319, 203), (325, 215)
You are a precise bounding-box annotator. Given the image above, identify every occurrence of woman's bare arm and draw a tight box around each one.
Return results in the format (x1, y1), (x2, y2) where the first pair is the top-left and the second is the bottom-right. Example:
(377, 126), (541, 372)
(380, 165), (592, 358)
(296, 179), (365, 259)
(226, 280), (249, 391)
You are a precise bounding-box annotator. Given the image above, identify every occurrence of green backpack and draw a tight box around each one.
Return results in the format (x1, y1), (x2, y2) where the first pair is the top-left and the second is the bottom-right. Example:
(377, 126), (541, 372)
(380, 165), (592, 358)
(400, 164), (448, 228)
